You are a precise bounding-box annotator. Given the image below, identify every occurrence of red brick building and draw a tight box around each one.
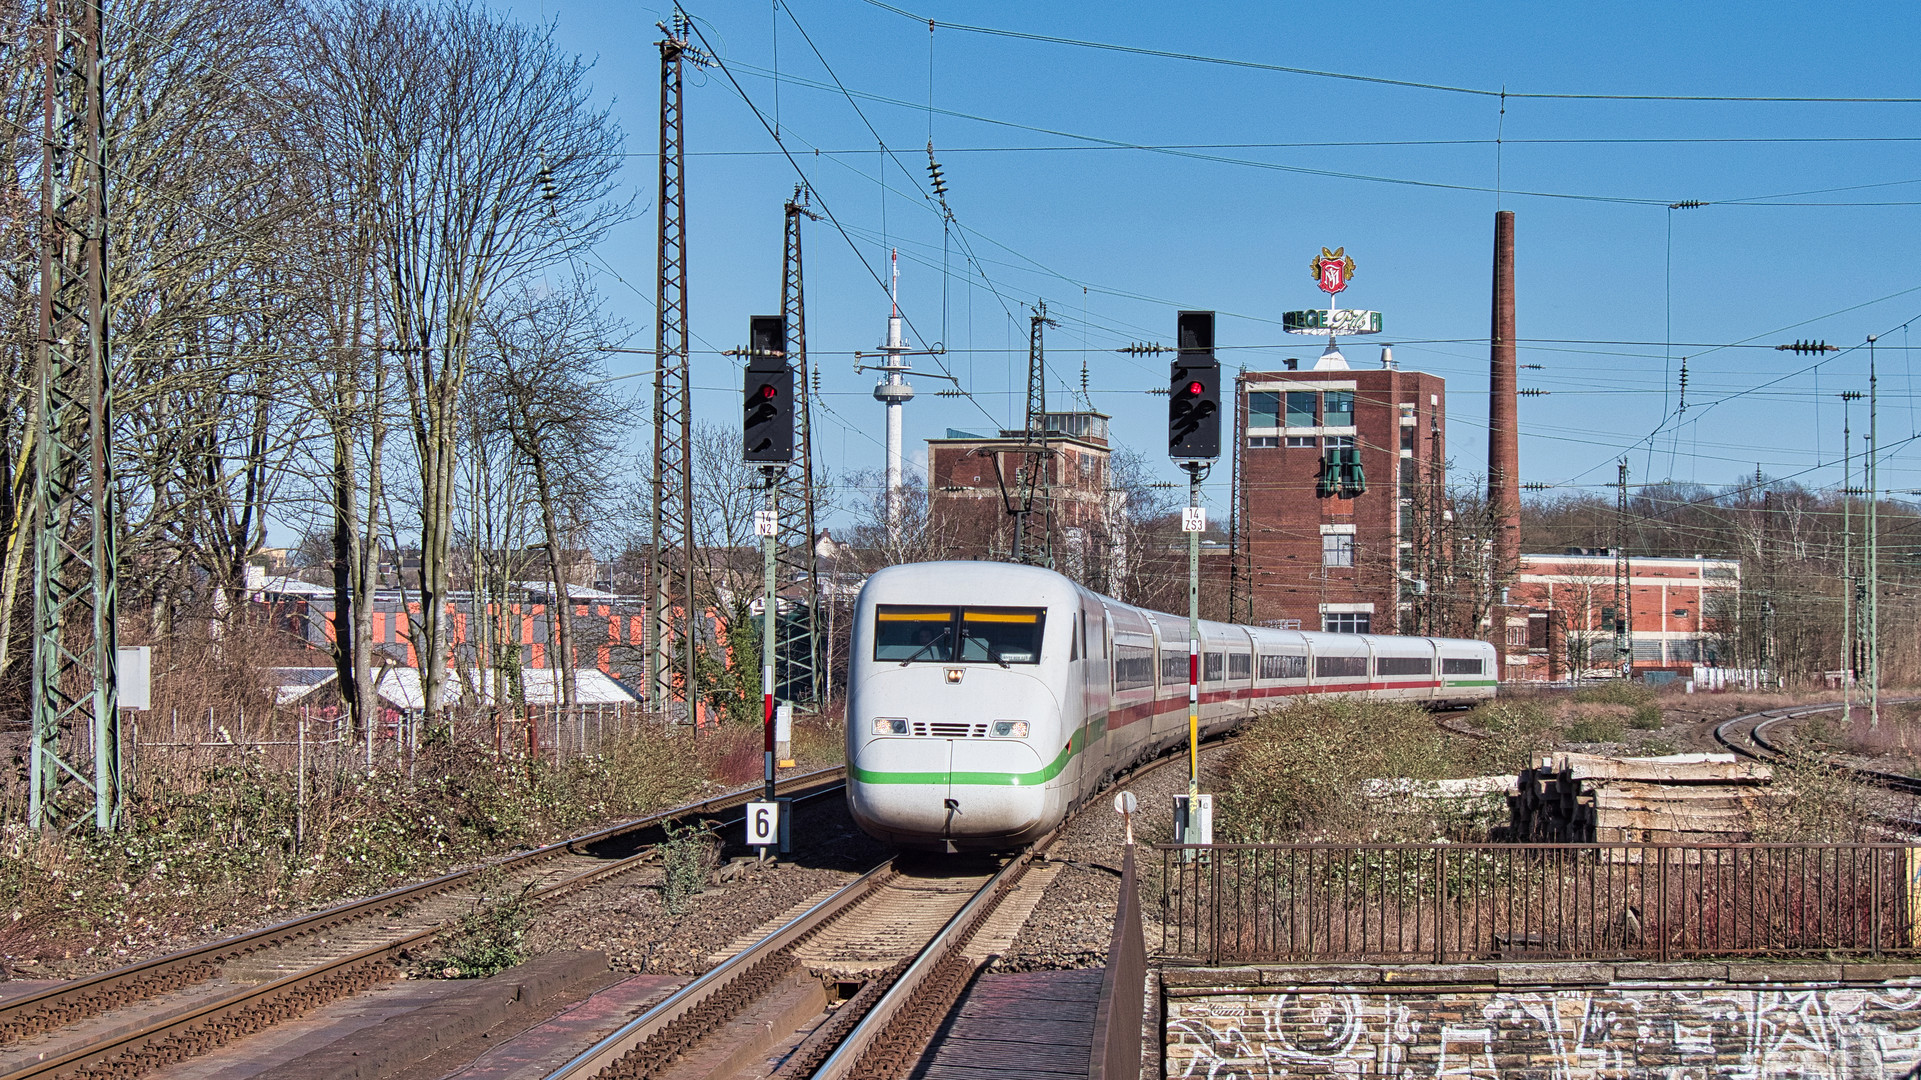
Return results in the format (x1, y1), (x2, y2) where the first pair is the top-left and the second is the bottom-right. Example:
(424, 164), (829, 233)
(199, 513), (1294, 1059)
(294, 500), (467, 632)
(1235, 356), (1446, 633)
(926, 411), (1114, 569)
(1504, 551), (1738, 680)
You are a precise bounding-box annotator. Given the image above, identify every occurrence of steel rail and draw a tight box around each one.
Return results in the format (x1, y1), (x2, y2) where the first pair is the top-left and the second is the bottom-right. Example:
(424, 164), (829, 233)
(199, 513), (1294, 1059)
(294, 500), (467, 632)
(537, 739), (1209, 1080)
(3, 775), (850, 1079)
(1713, 700), (1921, 792)
(809, 745), (1196, 1080)
(0, 767), (845, 1051)
(540, 860), (900, 1080)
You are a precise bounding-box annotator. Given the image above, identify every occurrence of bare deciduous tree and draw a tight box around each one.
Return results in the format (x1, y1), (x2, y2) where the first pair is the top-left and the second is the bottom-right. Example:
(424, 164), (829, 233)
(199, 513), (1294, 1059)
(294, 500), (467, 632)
(302, 0), (626, 714)
(472, 278), (632, 705)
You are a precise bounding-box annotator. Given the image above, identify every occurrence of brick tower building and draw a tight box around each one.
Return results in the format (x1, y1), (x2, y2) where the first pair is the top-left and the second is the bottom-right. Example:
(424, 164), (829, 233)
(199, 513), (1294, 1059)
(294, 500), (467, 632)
(1235, 352), (1445, 633)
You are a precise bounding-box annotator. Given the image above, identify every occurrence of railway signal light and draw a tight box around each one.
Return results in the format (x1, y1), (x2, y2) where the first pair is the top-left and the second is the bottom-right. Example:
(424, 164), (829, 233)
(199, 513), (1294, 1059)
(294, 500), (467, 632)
(1168, 310), (1220, 460)
(743, 315), (794, 463)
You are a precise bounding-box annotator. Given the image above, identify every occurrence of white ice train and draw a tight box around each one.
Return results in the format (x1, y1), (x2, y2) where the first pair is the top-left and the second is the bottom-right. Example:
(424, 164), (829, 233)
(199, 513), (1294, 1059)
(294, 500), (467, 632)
(844, 561), (1498, 851)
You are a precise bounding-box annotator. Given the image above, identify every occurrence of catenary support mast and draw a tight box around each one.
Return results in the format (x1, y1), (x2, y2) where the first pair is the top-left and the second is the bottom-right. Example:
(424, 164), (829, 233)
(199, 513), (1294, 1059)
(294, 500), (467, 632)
(648, 14), (699, 722)
(775, 189), (821, 704)
(31, 0), (119, 831)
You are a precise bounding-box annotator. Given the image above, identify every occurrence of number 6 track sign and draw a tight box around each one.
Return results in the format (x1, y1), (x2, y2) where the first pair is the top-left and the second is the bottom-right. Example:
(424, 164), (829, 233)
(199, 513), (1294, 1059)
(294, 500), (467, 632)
(746, 800), (789, 852)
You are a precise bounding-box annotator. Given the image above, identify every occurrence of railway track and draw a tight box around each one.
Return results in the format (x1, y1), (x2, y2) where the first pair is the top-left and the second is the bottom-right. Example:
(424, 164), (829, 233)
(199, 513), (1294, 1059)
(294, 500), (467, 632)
(545, 750), (1188, 1080)
(0, 767), (847, 1080)
(1712, 699), (1921, 794)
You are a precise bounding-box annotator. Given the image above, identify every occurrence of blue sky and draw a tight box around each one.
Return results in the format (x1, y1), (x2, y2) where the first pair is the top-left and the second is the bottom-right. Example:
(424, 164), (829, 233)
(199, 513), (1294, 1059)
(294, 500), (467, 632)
(498, 0), (1921, 523)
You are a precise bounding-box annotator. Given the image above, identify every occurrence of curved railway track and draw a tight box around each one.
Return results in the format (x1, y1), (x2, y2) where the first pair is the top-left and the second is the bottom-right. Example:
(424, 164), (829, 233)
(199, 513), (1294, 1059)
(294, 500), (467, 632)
(0, 767), (847, 1080)
(543, 748), (1194, 1080)
(1712, 698), (1921, 794)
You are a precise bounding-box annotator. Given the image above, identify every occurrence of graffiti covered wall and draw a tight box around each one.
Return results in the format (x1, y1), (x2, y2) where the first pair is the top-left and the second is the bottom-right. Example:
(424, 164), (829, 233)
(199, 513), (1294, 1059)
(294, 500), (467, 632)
(1168, 984), (1921, 1078)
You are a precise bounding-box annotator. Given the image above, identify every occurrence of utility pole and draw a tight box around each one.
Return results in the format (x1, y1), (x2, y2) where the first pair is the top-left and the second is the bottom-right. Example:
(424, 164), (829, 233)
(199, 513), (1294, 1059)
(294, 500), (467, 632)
(1226, 368), (1252, 625)
(31, 0), (119, 831)
(1868, 335), (1881, 728)
(647, 14), (701, 724)
(1168, 310), (1220, 847)
(1613, 460), (1632, 679)
(1012, 302), (1056, 567)
(743, 315), (793, 858)
(775, 188), (821, 705)
(1841, 395), (1855, 717)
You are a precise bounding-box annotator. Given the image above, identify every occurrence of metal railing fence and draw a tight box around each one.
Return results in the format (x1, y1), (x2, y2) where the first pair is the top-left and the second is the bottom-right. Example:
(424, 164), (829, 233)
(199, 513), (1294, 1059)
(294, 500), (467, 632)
(1089, 844), (1146, 1079)
(1160, 842), (1921, 964)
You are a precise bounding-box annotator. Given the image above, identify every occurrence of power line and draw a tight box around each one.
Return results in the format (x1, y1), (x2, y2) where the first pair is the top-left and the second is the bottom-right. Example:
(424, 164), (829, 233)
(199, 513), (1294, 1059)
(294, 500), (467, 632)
(856, 1), (1921, 104)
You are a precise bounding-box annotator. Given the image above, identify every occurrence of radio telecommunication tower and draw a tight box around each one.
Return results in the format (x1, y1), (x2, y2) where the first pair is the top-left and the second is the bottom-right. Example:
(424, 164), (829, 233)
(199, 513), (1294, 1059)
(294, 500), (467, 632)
(854, 253), (945, 543)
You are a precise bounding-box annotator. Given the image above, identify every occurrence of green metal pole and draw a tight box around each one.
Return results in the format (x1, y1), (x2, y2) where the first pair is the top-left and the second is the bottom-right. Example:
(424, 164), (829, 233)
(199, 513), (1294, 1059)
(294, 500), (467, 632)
(1868, 336), (1880, 728)
(1841, 393), (1853, 726)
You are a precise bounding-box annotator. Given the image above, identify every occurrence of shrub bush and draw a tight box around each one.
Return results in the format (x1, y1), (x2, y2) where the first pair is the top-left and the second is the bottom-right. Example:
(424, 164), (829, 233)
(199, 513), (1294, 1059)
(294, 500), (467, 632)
(1564, 716), (1625, 743)
(0, 724), (706, 965)
(1571, 680), (1654, 706)
(1217, 699), (1515, 843)
(1629, 704), (1663, 730)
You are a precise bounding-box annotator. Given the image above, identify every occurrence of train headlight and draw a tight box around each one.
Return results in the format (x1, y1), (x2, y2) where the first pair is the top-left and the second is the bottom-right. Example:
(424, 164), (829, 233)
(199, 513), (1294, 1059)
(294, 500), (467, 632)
(872, 717), (908, 735)
(990, 721), (1029, 738)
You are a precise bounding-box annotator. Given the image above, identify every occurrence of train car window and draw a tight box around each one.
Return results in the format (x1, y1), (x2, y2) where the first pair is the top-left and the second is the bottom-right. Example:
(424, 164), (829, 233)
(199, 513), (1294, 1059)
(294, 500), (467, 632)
(957, 608), (1046, 664)
(1442, 657), (1484, 675)
(1113, 645), (1155, 690)
(1069, 613), (1078, 661)
(1375, 656), (1433, 676)
(874, 607), (958, 662)
(1203, 652), (1224, 682)
(1228, 653), (1251, 680)
(1259, 653), (1307, 680)
(1160, 650), (1187, 685)
(1313, 655), (1369, 679)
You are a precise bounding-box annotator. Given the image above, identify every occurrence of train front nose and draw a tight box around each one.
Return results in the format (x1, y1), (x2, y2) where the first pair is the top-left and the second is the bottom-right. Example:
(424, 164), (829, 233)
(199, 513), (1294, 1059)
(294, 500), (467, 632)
(848, 669), (1058, 847)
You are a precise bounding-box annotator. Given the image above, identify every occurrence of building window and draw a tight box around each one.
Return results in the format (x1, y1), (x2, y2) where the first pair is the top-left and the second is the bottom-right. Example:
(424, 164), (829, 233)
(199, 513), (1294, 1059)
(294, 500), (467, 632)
(1505, 625), (1526, 646)
(1323, 390), (1355, 427)
(1322, 612), (1371, 634)
(1285, 435), (1317, 448)
(1249, 391), (1280, 428)
(1401, 426), (1416, 453)
(1247, 436), (1279, 448)
(1325, 434), (1355, 451)
(1284, 391), (1317, 428)
(1322, 533), (1355, 567)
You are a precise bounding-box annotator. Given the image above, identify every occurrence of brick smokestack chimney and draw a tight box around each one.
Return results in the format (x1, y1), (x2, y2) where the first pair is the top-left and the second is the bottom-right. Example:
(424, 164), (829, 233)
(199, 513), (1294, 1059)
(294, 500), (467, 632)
(1488, 210), (1521, 576)
(1488, 211), (1521, 670)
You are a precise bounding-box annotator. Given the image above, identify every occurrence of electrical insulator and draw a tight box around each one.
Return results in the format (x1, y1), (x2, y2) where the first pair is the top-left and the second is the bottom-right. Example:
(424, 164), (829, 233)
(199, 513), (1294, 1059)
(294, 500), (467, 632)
(926, 143), (949, 199)
(536, 151), (557, 203)
(1775, 339), (1835, 355)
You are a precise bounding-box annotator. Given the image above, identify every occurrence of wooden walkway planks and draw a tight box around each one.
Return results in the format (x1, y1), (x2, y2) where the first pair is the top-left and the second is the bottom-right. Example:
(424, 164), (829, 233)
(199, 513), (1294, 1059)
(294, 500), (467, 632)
(912, 969), (1102, 1080)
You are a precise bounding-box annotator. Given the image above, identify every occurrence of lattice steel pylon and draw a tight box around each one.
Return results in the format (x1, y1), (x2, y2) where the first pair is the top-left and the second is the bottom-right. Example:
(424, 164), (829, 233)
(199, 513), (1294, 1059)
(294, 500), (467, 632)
(774, 188), (820, 705)
(1011, 303), (1056, 568)
(647, 14), (699, 720)
(1226, 368), (1252, 625)
(31, 0), (119, 831)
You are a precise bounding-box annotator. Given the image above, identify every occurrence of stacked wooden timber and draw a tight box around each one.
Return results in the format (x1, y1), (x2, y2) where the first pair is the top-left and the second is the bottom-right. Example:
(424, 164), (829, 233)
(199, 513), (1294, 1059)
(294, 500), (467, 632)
(1506, 752), (1773, 845)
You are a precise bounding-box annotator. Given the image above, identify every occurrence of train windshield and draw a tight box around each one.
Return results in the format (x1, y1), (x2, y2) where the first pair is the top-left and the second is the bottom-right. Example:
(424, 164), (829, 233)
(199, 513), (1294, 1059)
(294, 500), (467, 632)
(873, 605), (1046, 664)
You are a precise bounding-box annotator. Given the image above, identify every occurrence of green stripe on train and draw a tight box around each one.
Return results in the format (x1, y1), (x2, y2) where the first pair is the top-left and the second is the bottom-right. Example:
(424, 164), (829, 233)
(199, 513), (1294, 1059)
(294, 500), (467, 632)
(1445, 680), (1499, 687)
(851, 718), (1097, 787)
